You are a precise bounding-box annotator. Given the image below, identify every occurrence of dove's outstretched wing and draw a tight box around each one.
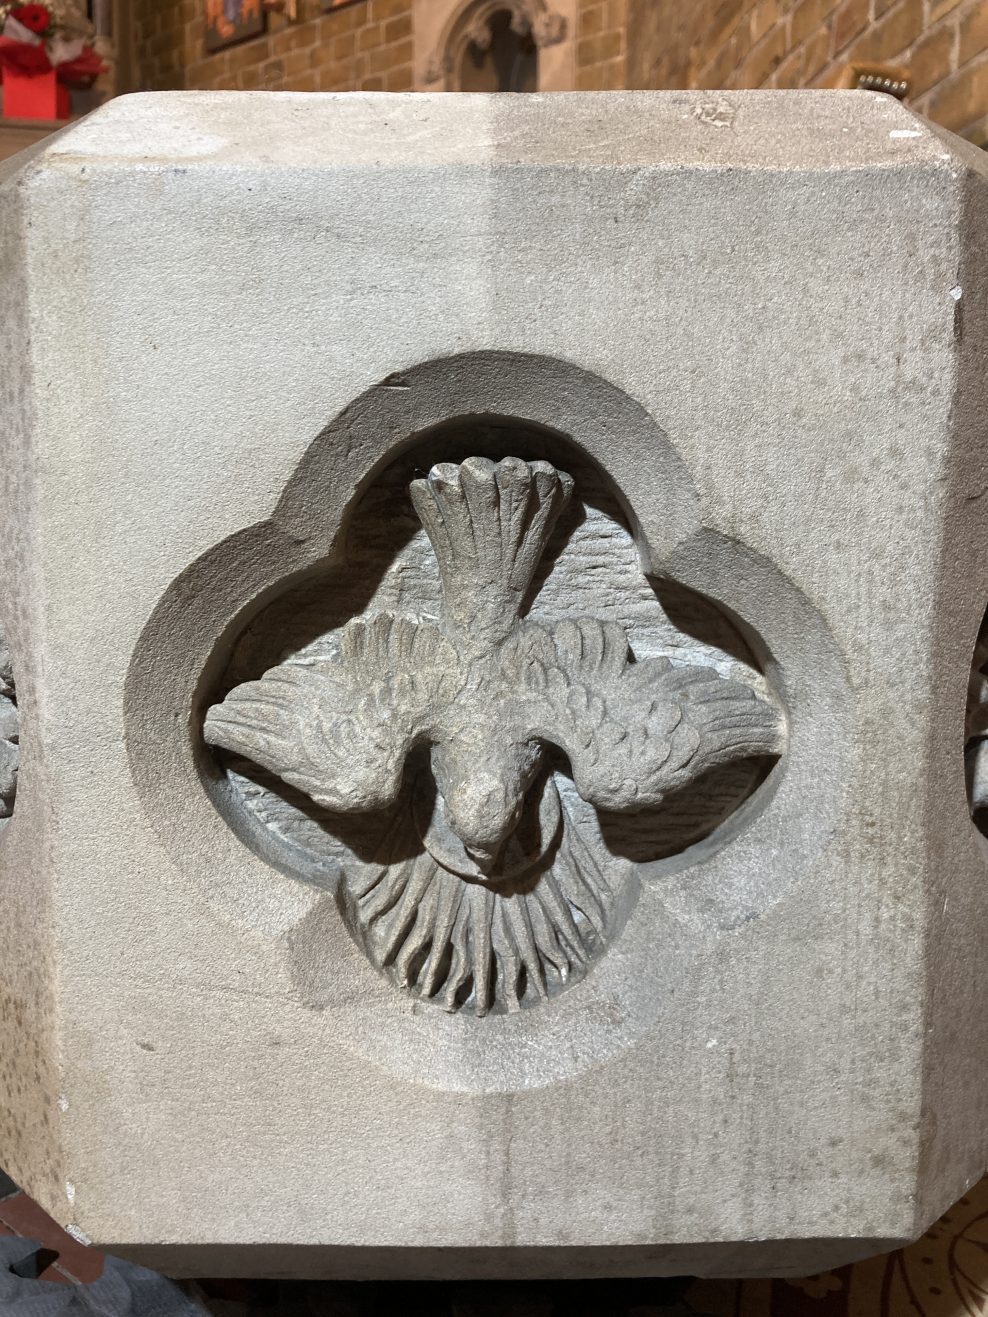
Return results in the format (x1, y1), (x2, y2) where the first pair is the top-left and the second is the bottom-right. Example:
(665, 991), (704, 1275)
(204, 614), (463, 813)
(512, 618), (784, 811)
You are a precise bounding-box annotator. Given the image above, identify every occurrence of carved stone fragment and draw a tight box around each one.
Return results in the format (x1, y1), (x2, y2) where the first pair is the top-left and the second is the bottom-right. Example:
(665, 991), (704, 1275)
(0, 629), (18, 822)
(966, 608), (988, 829)
(426, 0), (567, 88)
(205, 457), (783, 1012)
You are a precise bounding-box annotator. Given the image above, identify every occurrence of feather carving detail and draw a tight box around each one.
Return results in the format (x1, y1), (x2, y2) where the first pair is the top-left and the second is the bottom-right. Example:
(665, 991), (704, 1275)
(205, 615), (463, 813)
(204, 456), (786, 1015)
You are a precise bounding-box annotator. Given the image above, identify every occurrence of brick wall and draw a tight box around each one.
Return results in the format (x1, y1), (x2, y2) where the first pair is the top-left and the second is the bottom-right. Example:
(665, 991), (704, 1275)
(576, 0), (627, 89)
(626, 0), (988, 142)
(135, 0), (414, 93)
(137, 0), (627, 95)
(135, 0), (988, 141)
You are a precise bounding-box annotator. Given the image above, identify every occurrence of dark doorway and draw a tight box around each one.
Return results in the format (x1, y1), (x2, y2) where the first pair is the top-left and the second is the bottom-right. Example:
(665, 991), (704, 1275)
(459, 8), (538, 92)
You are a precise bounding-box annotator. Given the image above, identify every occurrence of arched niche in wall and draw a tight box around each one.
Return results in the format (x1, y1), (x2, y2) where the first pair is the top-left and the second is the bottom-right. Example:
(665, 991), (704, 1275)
(416, 0), (576, 93)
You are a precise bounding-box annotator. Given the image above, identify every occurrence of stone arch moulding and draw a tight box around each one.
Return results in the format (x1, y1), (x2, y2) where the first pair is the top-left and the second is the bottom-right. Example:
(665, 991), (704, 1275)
(416, 0), (576, 92)
(123, 350), (851, 1090)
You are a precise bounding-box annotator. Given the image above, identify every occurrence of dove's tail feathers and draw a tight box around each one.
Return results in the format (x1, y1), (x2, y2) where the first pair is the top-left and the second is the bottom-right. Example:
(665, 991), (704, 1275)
(410, 457), (574, 636)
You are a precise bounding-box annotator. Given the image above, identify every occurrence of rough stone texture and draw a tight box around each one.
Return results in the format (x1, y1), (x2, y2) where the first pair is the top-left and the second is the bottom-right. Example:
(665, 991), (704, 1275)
(0, 90), (986, 1280)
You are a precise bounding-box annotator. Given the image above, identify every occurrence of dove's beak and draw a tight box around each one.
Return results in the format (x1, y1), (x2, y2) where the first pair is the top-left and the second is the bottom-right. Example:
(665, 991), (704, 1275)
(463, 841), (503, 874)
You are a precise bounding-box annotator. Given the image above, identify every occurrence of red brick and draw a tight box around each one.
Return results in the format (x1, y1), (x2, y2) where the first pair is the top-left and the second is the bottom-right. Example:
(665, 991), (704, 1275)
(811, 55), (843, 84)
(576, 60), (623, 89)
(225, 40), (269, 71)
(831, 0), (870, 54)
(736, 22), (787, 83)
(960, 0), (988, 66)
(705, 0), (752, 50)
(384, 12), (412, 42)
(310, 40), (339, 68)
(773, 39), (806, 83)
(356, 21), (383, 50)
(693, 28), (743, 86)
(315, 5), (360, 38)
(0, 1194), (104, 1285)
(384, 64), (414, 90)
(846, 0), (924, 62)
(576, 30), (622, 66)
(909, 23), (955, 97)
(316, 63), (350, 89)
(927, 54), (988, 131)
(266, 23), (316, 55)
(750, 0), (782, 42)
(367, 37), (412, 72)
(790, 0), (839, 46)
(280, 48), (315, 77)
(802, 22), (832, 78)
(579, 3), (606, 36)
(259, 57), (285, 87)
(368, 0), (408, 19)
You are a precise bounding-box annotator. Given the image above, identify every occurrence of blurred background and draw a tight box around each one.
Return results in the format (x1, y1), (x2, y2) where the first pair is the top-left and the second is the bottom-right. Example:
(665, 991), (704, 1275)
(1, 0), (986, 161)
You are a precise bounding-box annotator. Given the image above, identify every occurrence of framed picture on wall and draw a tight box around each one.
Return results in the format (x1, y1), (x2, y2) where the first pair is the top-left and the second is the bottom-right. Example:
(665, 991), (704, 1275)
(206, 0), (267, 53)
(320, 0), (365, 10)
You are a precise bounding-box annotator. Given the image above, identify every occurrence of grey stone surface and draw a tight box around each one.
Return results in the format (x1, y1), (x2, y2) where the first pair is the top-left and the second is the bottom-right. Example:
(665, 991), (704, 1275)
(0, 90), (986, 1279)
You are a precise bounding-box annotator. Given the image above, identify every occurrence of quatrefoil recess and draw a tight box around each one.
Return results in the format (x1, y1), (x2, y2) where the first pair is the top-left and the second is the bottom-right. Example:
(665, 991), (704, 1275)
(204, 453), (785, 1015)
(126, 353), (845, 1048)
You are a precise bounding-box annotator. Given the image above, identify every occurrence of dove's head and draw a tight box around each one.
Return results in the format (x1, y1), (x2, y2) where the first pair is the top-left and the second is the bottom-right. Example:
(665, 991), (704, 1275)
(430, 737), (544, 875)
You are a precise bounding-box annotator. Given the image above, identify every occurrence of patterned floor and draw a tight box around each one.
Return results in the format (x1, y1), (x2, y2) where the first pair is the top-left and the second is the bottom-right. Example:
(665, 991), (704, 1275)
(1, 1168), (986, 1314)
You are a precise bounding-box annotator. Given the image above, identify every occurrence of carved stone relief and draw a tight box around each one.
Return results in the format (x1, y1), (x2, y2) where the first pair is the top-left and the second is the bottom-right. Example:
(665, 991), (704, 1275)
(204, 451), (785, 1015)
(423, 0), (567, 87)
(0, 629), (17, 823)
(966, 606), (988, 835)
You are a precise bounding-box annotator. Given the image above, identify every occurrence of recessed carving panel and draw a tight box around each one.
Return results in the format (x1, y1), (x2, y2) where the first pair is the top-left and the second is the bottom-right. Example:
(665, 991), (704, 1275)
(966, 605), (988, 836)
(204, 434), (785, 1015)
(0, 628), (17, 825)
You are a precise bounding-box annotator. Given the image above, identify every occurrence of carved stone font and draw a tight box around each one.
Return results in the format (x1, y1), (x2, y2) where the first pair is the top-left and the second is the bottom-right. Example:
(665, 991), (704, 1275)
(205, 456), (784, 1014)
(10, 93), (988, 1278)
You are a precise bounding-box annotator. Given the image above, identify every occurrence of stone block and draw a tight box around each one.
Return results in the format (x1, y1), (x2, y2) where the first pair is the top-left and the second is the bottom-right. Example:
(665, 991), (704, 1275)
(0, 90), (986, 1279)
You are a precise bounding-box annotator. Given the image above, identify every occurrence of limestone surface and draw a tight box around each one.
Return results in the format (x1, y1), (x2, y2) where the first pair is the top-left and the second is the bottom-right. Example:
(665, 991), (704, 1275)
(0, 90), (986, 1280)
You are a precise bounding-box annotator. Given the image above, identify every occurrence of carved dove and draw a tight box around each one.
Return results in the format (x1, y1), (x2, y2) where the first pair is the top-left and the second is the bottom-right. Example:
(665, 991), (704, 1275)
(204, 456), (784, 874)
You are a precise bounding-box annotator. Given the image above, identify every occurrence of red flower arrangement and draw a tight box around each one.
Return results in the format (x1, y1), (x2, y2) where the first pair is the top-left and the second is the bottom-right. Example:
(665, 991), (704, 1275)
(11, 5), (51, 34)
(0, 0), (106, 99)
(0, 33), (48, 75)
